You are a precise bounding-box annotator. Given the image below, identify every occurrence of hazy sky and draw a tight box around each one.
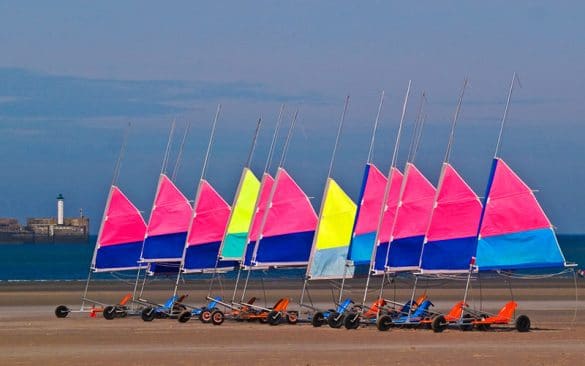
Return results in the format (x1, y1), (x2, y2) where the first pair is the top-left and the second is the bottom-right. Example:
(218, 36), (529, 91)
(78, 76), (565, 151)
(1, 1), (584, 233)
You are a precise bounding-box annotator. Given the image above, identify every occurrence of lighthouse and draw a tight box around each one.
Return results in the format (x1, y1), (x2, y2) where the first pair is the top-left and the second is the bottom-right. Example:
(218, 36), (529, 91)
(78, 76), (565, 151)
(57, 194), (64, 225)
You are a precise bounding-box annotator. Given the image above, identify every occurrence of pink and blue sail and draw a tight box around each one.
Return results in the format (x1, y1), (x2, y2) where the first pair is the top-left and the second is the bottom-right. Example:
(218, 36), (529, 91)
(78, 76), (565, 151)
(385, 163), (436, 271)
(246, 168), (318, 267)
(141, 174), (192, 262)
(475, 158), (566, 270)
(420, 163), (483, 272)
(183, 179), (233, 272)
(93, 186), (147, 271)
(348, 164), (403, 272)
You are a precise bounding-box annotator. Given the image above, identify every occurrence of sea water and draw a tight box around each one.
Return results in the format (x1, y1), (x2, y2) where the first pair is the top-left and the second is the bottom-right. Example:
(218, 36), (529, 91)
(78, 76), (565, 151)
(0, 235), (584, 281)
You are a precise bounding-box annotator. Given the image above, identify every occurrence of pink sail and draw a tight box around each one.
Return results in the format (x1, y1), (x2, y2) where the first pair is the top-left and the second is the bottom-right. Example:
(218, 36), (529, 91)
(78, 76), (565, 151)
(248, 174), (275, 242)
(480, 159), (551, 237)
(354, 164), (387, 236)
(392, 163), (436, 240)
(378, 167), (404, 242)
(99, 186), (147, 247)
(262, 168), (318, 237)
(187, 180), (231, 246)
(147, 174), (192, 237)
(426, 163), (483, 242)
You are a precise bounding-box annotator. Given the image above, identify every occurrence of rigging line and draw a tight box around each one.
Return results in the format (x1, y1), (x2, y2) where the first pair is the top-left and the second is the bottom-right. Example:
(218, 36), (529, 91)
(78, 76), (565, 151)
(245, 117), (263, 169)
(279, 108), (299, 168)
(171, 121), (192, 181)
(494, 72), (521, 158)
(265, 105), (285, 173)
(407, 91), (426, 163)
(444, 78), (468, 164)
(199, 104), (221, 182)
(410, 92), (428, 164)
(111, 122), (132, 187)
(391, 81), (411, 168)
(367, 91), (385, 164)
(327, 96), (350, 179)
(161, 120), (176, 175)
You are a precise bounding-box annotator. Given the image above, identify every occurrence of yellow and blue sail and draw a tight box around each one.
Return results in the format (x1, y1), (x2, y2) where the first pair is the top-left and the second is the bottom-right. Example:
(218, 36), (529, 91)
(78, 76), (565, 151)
(307, 178), (357, 279)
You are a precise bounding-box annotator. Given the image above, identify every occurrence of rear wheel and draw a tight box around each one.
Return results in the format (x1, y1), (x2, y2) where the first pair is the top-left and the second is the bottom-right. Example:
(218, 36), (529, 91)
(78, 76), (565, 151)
(327, 312), (344, 329)
(344, 313), (360, 330)
(178, 310), (192, 323)
(211, 310), (225, 325)
(55, 305), (70, 318)
(312, 312), (325, 327)
(515, 315), (531, 332)
(141, 307), (155, 322)
(103, 305), (116, 320)
(460, 313), (473, 331)
(268, 310), (282, 326)
(431, 315), (447, 333)
(199, 310), (212, 323)
(376, 315), (392, 332)
(286, 311), (298, 325)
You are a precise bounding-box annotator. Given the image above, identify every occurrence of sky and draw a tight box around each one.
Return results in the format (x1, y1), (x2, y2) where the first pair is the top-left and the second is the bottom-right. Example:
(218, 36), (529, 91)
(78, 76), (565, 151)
(0, 1), (584, 233)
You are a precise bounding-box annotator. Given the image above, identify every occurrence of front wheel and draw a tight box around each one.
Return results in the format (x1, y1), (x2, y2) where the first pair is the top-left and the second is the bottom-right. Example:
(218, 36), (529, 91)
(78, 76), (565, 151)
(199, 309), (212, 323)
(344, 313), (360, 330)
(328, 312), (344, 329)
(515, 315), (531, 332)
(55, 305), (70, 318)
(376, 315), (392, 332)
(431, 315), (447, 333)
(312, 312), (325, 327)
(178, 310), (192, 323)
(286, 311), (298, 325)
(268, 310), (282, 326)
(211, 310), (225, 326)
(141, 307), (155, 322)
(103, 305), (116, 320)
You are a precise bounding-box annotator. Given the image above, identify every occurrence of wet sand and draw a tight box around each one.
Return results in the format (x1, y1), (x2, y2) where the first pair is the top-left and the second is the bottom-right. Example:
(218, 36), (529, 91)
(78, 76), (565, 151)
(1, 279), (584, 365)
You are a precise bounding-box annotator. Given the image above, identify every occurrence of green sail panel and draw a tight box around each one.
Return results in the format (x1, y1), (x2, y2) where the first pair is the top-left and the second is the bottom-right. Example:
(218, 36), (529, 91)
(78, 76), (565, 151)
(219, 168), (261, 260)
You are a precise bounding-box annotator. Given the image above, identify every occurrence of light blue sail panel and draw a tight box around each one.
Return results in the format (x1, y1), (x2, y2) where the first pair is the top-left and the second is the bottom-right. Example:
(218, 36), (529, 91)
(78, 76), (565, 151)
(348, 232), (376, 265)
(420, 236), (477, 272)
(310, 246), (355, 278)
(477, 228), (566, 271)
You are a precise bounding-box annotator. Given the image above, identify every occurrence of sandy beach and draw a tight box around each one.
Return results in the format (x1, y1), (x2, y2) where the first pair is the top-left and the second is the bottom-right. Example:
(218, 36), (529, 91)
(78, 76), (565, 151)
(1, 278), (584, 366)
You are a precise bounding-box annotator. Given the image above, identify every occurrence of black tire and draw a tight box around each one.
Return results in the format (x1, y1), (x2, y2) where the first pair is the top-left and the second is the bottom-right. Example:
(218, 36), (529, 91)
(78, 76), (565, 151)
(178, 310), (192, 323)
(515, 315), (531, 332)
(211, 310), (224, 326)
(268, 310), (282, 326)
(286, 311), (298, 325)
(55, 305), (70, 318)
(103, 305), (116, 320)
(312, 312), (325, 327)
(259, 313), (269, 324)
(327, 311), (345, 329)
(344, 313), (360, 330)
(141, 307), (155, 322)
(431, 315), (447, 333)
(376, 315), (393, 332)
(460, 313), (473, 331)
(477, 314), (491, 331)
(199, 310), (212, 324)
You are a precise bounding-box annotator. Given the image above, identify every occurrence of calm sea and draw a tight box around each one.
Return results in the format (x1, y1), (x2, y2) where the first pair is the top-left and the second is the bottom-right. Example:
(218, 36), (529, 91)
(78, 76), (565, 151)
(0, 235), (584, 281)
